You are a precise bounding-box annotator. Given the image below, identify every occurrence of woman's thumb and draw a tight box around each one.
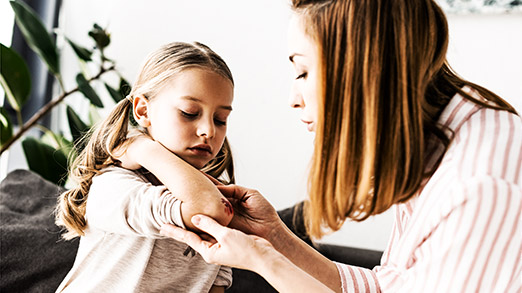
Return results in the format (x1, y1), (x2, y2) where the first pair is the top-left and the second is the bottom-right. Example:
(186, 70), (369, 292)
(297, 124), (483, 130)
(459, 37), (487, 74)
(191, 215), (227, 240)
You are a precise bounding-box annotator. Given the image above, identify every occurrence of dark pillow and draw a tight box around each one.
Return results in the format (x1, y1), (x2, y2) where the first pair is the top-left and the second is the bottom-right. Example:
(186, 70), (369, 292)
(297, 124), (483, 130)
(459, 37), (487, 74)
(0, 169), (78, 292)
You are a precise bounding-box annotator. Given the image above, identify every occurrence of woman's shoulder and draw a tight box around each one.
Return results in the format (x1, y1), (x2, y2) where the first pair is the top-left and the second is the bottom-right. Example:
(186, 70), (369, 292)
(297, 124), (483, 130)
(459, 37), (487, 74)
(421, 92), (521, 217)
(436, 85), (521, 183)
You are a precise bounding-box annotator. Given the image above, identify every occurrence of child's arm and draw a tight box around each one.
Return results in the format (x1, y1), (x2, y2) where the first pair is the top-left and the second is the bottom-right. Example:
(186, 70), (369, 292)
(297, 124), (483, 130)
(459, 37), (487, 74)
(116, 136), (233, 231)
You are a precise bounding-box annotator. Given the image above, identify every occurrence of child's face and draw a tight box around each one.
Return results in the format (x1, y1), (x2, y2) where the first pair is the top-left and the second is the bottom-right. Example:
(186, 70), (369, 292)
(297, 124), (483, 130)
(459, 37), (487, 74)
(138, 68), (233, 169)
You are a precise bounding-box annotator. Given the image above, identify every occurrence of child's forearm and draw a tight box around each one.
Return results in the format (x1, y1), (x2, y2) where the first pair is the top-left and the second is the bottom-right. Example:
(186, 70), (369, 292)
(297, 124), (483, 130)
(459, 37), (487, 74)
(135, 140), (233, 230)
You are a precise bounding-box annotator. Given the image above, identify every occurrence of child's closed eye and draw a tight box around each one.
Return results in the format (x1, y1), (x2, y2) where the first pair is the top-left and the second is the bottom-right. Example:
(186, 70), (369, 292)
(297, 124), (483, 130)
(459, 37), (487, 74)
(180, 110), (198, 118)
(214, 118), (227, 126)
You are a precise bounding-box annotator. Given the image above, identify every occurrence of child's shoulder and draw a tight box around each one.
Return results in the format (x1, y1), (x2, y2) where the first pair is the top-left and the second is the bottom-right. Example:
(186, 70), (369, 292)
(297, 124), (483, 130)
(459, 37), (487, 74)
(88, 166), (152, 201)
(93, 166), (144, 184)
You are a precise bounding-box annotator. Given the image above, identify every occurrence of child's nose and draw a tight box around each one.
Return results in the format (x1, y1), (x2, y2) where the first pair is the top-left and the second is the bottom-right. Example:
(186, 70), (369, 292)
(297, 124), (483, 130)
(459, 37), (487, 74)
(196, 119), (215, 138)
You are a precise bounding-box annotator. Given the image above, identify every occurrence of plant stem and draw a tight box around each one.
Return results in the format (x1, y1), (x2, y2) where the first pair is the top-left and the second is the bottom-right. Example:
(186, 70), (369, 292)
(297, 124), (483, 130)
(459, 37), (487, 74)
(57, 74), (66, 93)
(0, 65), (115, 154)
(35, 123), (52, 134)
(15, 110), (23, 127)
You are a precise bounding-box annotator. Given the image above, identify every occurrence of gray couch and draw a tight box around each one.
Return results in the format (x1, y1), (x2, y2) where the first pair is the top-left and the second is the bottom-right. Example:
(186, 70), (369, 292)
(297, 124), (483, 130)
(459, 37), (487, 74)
(0, 169), (382, 292)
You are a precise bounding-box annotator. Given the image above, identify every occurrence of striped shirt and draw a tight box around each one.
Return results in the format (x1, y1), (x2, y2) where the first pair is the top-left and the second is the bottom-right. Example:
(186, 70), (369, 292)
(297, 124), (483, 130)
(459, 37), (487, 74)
(336, 87), (522, 292)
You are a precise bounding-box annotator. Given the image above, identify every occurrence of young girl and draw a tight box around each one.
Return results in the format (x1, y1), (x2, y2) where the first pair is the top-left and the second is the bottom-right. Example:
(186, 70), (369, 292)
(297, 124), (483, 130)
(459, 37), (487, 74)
(55, 41), (236, 292)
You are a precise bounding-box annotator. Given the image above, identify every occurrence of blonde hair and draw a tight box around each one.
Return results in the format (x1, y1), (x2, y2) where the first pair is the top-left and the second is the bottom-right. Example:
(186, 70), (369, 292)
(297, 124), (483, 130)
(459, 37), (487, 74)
(291, 0), (517, 238)
(56, 42), (235, 239)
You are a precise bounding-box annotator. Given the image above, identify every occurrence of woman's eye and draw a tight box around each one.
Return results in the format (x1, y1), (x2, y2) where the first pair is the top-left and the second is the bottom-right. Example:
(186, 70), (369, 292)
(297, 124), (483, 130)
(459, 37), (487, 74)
(180, 110), (198, 118)
(295, 72), (307, 80)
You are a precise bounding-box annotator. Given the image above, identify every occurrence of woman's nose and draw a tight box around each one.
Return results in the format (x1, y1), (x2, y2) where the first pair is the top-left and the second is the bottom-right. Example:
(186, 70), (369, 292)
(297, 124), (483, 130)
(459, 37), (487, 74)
(289, 85), (305, 109)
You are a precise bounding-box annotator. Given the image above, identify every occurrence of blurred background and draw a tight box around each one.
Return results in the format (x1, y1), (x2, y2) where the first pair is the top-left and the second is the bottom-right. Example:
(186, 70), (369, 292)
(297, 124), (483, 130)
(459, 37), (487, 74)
(1, 0), (521, 251)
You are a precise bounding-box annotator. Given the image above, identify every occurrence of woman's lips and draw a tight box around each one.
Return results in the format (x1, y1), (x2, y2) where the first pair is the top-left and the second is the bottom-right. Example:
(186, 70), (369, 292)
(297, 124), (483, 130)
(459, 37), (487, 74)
(301, 119), (314, 132)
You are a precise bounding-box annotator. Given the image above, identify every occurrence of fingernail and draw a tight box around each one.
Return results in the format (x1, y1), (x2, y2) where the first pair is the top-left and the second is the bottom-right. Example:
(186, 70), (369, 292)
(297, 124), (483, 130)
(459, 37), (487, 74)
(192, 215), (201, 225)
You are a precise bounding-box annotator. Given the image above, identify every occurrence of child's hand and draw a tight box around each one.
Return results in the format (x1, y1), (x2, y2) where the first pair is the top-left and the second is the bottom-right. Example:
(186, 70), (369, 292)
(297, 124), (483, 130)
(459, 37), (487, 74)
(113, 135), (155, 170)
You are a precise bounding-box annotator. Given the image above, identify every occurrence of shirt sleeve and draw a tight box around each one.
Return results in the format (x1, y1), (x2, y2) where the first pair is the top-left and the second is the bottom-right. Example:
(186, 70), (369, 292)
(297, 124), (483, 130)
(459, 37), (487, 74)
(335, 263), (381, 292)
(213, 265), (233, 288)
(335, 176), (522, 293)
(85, 166), (185, 237)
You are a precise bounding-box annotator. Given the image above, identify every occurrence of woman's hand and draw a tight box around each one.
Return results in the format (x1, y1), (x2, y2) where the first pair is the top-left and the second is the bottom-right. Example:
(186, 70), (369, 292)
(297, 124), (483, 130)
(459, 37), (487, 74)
(216, 184), (284, 241)
(161, 215), (336, 293)
(160, 215), (274, 271)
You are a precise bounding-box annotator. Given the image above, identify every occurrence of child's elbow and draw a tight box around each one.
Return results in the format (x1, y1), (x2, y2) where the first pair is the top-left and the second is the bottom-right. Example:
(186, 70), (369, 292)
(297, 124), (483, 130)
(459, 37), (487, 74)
(180, 196), (233, 231)
(206, 197), (234, 227)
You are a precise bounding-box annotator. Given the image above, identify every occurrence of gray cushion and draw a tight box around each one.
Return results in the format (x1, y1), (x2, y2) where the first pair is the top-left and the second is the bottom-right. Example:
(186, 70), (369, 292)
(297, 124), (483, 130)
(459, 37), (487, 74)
(0, 169), (78, 292)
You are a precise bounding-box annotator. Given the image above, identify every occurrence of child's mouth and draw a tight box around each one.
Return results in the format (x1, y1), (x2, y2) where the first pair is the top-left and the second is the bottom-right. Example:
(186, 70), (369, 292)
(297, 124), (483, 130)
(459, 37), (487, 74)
(188, 145), (212, 156)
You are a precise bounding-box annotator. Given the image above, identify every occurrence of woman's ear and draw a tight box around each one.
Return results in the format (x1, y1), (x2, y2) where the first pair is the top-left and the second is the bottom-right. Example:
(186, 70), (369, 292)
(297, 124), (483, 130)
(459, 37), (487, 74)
(133, 95), (151, 127)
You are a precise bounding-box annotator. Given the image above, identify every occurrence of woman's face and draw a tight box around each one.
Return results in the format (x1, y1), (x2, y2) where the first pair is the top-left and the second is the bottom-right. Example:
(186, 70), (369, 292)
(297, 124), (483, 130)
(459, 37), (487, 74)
(135, 68), (234, 169)
(288, 15), (320, 132)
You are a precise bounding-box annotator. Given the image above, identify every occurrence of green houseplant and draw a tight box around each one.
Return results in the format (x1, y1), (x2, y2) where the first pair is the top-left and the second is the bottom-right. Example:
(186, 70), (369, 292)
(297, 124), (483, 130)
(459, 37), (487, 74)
(0, 0), (129, 185)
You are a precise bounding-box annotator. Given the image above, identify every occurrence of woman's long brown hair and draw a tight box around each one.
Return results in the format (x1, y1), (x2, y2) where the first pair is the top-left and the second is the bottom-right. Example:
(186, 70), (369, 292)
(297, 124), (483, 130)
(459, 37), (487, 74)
(56, 42), (235, 239)
(292, 0), (517, 238)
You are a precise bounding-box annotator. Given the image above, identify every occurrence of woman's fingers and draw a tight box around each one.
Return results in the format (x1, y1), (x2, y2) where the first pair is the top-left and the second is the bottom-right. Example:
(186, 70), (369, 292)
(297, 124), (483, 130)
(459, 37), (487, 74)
(160, 224), (212, 252)
(216, 184), (247, 200)
(160, 216), (227, 247)
(191, 215), (228, 241)
(203, 172), (224, 185)
(162, 216), (266, 271)
(200, 232), (218, 244)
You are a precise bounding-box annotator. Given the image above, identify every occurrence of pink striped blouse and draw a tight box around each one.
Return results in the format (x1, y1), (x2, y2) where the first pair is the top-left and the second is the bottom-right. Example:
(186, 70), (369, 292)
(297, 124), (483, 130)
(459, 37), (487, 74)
(336, 87), (522, 292)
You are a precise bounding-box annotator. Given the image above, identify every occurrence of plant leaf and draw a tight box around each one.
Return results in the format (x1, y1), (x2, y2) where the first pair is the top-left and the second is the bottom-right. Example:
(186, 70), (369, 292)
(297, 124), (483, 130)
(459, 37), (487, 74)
(10, 0), (60, 75)
(104, 83), (123, 103)
(0, 43), (31, 111)
(119, 78), (131, 97)
(66, 38), (92, 61)
(0, 107), (13, 145)
(41, 130), (76, 163)
(66, 105), (89, 146)
(76, 73), (104, 107)
(88, 104), (102, 125)
(88, 23), (110, 50)
(22, 137), (68, 186)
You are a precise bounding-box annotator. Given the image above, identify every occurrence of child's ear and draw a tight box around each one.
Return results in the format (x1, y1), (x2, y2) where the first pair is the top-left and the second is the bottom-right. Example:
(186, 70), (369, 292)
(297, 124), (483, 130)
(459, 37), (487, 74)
(133, 95), (151, 127)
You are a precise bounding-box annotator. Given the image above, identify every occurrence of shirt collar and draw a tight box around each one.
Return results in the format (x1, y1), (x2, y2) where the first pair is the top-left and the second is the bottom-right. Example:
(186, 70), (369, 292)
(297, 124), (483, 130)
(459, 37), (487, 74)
(437, 86), (483, 135)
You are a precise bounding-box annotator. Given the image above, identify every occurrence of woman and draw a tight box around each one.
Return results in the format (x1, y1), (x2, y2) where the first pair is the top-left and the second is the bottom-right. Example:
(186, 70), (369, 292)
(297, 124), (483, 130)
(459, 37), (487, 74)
(161, 0), (522, 292)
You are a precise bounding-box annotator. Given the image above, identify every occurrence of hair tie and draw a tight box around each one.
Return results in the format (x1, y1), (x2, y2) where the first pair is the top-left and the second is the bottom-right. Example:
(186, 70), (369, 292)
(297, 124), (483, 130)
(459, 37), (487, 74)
(126, 95), (133, 103)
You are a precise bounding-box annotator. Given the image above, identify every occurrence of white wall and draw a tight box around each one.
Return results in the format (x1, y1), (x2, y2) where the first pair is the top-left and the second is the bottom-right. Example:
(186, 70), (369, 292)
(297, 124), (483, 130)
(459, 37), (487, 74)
(58, 0), (313, 217)
(445, 13), (522, 112)
(4, 1), (521, 251)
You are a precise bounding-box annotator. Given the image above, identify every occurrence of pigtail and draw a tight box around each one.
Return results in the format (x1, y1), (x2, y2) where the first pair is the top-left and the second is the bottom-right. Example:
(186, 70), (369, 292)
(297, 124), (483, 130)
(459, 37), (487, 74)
(56, 97), (133, 239)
